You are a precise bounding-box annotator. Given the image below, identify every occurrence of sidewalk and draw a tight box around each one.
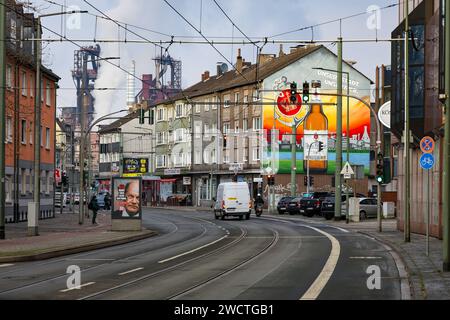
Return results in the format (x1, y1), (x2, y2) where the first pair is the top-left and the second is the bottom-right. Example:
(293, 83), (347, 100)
(155, 206), (450, 299)
(0, 210), (156, 263)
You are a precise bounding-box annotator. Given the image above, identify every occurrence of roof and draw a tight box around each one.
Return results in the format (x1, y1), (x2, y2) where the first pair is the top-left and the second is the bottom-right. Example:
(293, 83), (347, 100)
(99, 44), (372, 133)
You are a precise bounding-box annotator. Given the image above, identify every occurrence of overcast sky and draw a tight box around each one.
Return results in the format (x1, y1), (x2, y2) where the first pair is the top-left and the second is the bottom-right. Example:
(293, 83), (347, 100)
(30, 0), (399, 120)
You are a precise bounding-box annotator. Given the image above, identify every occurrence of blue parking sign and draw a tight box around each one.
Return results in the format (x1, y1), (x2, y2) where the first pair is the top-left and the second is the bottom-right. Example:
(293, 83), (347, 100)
(420, 153), (435, 170)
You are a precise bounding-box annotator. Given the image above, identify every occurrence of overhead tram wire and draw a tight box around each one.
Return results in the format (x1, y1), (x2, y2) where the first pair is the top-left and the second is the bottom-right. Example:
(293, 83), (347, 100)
(0, 1), (166, 94)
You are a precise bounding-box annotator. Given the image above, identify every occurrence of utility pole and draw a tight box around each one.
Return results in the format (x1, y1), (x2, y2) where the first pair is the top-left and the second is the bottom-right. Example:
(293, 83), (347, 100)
(442, 0), (450, 271)
(79, 54), (87, 225)
(335, 37), (343, 221)
(345, 73), (350, 224)
(28, 17), (42, 237)
(404, 1), (411, 242)
(291, 123), (296, 196)
(0, 0), (6, 239)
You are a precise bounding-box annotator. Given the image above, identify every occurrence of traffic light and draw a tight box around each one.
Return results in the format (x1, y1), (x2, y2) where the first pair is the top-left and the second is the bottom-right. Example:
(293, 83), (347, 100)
(376, 153), (384, 184)
(290, 82), (298, 103)
(310, 176), (314, 186)
(139, 108), (145, 124)
(302, 81), (310, 104)
(223, 135), (227, 148)
(304, 176), (308, 186)
(62, 171), (69, 187)
(318, 141), (324, 152)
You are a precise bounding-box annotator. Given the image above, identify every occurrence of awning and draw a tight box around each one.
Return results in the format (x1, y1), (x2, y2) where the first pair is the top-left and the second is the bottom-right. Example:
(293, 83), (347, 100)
(160, 179), (177, 183)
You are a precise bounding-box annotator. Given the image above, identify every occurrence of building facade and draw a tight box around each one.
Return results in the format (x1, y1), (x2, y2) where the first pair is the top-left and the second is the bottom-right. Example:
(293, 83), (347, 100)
(4, 1), (60, 221)
(391, 0), (445, 237)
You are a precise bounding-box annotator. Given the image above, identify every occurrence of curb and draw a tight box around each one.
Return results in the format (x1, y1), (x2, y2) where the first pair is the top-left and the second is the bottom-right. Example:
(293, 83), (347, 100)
(0, 230), (158, 264)
(357, 231), (412, 300)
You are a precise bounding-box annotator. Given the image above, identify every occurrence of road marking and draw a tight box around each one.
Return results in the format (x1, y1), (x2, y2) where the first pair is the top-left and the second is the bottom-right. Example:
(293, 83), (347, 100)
(349, 256), (382, 260)
(118, 267), (144, 276)
(300, 226), (341, 300)
(0, 264), (14, 268)
(60, 282), (95, 293)
(66, 259), (115, 262)
(327, 226), (350, 233)
(158, 235), (228, 264)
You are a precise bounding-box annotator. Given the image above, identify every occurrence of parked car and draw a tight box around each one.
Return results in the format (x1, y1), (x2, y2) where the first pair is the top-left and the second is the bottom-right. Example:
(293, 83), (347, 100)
(277, 196), (294, 214)
(213, 182), (252, 220)
(286, 197), (303, 215)
(359, 198), (379, 220)
(73, 193), (87, 205)
(299, 192), (332, 217)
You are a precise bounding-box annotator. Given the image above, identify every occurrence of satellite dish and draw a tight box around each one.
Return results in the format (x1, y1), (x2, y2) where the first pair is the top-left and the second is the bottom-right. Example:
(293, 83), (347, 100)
(220, 63), (228, 74)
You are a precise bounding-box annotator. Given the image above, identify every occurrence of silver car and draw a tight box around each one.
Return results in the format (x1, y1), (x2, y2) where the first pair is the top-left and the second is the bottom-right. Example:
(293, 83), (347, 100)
(359, 198), (379, 219)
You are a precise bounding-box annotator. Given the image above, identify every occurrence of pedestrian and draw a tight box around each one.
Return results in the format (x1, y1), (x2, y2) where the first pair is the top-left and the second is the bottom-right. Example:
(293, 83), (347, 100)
(89, 195), (100, 225)
(104, 192), (111, 210)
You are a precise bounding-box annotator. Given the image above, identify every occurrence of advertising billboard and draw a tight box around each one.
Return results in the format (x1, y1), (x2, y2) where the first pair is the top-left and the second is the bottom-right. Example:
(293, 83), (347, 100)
(122, 158), (149, 177)
(262, 50), (372, 175)
(111, 177), (142, 220)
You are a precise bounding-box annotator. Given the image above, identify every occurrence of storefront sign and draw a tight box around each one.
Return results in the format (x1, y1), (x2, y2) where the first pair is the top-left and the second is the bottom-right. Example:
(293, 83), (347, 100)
(183, 177), (192, 185)
(164, 168), (181, 175)
(123, 158), (149, 177)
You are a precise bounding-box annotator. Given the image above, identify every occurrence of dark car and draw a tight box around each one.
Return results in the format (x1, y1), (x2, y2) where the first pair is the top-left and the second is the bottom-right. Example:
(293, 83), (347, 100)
(286, 197), (303, 215)
(277, 197), (294, 214)
(299, 192), (332, 217)
(321, 193), (368, 220)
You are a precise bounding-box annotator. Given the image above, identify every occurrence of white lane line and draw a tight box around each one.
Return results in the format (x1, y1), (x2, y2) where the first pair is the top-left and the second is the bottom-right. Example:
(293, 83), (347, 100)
(0, 264), (14, 268)
(326, 226), (350, 233)
(300, 226), (341, 300)
(65, 259), (115, 262)
(60, 282), (95, 293)
(349, 256), (382, 260)
(158, 235), (229, 264)
(118, 267), (144, 276)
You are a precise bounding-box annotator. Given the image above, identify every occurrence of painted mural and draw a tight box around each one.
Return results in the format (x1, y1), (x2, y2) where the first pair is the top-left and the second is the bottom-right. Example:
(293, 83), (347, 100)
(262, 48), (372, 175)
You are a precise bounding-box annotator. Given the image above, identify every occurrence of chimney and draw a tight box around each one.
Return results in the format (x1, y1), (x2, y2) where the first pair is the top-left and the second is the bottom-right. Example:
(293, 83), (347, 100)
(258, 53), (276, 66)
(236, 48), (243, 73)
(279, 44), (285, 57)
(202, 70), (210, 81)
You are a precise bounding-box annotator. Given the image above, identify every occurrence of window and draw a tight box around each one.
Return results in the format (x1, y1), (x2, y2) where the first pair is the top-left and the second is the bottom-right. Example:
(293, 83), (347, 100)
(223, 94), (231, 108)
(243, 118), (248, 131)
(6, 65), (12, 89)
(45, 127), (50, 149)
(253, 148), (260, 161)
(234, 92), (240, 105)
(223, 150), (230, 164)
(195, 103), (201, 113)
(30, 75), (34, 97)
(210, 149), (216, 164)
(21, 71), (27, 96)
(176, 104), (184, 118)
(223, 122), (230, 134)
(157, 132), (167, 145)
(40, 126), (43, 147)
(157, 108), (165, 121)
(156, 155), (167, 168)
(243, 148), (249, 162)
(46, 82), (51, 106)
(6, 117), (12, 142)
(41, 80), (44, 103)
(175, 128), (185, 142)
(253, 117), (262, 130)
(21, 120), (26, 144)
(195, 150), (202, 164)
(211, 96), (217, 110)
(5, 176), (11, 202)
(29, 121), (33, 144)
(205, 99), (210, 112)
(244, 95), (249, 104)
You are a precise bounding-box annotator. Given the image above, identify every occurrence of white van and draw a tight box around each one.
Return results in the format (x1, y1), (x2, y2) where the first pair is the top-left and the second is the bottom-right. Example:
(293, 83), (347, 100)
(214, 182), (252, 220)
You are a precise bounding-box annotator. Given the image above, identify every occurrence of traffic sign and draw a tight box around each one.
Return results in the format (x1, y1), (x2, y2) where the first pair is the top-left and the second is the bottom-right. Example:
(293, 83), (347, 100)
(420, 153), (435, 170)
(340, 162), (355, 176)
(420, 136), (435, 154)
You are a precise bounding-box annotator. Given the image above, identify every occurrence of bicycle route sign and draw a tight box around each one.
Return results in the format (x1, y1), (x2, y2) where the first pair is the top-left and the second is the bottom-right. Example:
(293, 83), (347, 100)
(420, 153), (435, 171)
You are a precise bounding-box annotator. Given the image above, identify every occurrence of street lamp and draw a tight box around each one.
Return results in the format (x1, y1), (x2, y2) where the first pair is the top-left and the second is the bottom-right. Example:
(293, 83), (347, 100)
(78, 109), (128, 225)
(28, 10), (87, 237)
(313, 67), (351, 223)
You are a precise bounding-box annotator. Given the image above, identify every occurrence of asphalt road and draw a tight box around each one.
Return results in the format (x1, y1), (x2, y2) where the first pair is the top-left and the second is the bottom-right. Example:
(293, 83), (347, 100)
(0, 208), (403, 300)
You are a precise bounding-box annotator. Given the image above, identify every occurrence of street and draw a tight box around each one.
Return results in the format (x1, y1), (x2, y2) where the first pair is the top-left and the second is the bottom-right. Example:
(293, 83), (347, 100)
(0, 209), (402, 300)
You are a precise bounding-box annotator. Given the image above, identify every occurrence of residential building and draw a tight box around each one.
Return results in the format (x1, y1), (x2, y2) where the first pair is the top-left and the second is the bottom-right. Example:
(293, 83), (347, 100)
(4, 1), (60, 222)
(391, 0), (444, 237)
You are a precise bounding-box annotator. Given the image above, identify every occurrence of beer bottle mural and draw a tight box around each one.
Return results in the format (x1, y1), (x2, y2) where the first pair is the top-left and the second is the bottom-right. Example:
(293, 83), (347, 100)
(303, 92), (328, 173)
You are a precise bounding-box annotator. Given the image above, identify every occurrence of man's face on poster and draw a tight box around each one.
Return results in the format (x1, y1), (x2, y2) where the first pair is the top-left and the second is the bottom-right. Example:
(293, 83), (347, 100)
(124, 181), (140, 216)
